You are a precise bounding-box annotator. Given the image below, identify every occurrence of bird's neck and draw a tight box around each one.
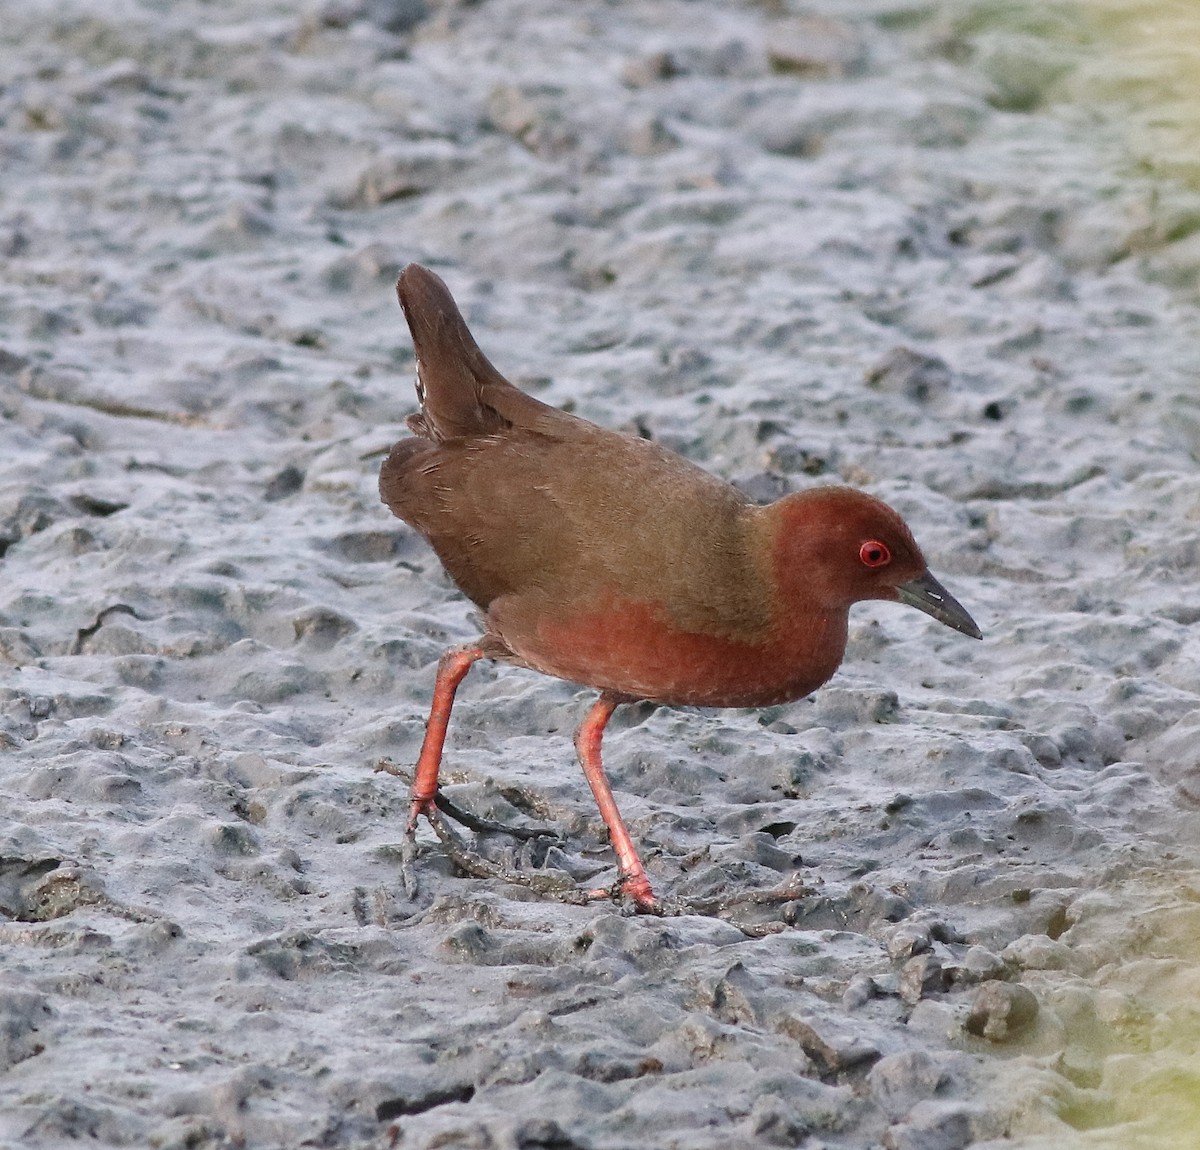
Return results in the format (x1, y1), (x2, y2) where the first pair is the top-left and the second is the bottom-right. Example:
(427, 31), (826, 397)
(748, 496), (850, 613)
(743, 501), (851, 690)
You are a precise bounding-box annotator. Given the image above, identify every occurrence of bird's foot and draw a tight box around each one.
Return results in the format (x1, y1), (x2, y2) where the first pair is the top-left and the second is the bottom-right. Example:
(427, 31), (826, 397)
(684, 872), (815, 915)
(399, 790), (565, 900)
(432, 790), (560, 843)
(422, 809), (593, 905)
(386, 762), (559, 842)
(399, 832), (420, 899)
(397, 791), (437, 898)
(406, 792), (437, 834)
(585, 873), (669, 915)
(379, 758), (533, 824)
(678, 874), (818, 937)
(579, 875), (813, 933)
(414, 809), (668, 912)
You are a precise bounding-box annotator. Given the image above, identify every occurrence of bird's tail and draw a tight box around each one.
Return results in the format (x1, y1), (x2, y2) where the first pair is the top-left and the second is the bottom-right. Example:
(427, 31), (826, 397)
(396, 264), (511, 442)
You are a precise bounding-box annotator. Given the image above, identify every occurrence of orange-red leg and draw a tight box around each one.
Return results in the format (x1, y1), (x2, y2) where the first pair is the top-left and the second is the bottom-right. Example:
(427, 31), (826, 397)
(574, 692), (657, 910)
(408, 645), (486, 831)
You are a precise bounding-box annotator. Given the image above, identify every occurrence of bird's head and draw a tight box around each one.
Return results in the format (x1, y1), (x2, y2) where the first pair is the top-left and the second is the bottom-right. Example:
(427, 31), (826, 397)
(767, 486), (982, 639)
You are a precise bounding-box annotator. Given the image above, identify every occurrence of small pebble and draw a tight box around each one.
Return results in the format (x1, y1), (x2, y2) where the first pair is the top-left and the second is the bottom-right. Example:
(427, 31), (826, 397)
(965, 980), (1039, 1042)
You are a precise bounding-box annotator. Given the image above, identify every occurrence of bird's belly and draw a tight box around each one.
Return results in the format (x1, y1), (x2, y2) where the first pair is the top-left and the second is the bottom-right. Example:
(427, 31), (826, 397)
(491, 595), (845, 708)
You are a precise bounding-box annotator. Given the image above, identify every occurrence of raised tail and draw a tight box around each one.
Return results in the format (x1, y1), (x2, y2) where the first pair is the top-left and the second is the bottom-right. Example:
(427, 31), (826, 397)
(397, 264), (512, 442)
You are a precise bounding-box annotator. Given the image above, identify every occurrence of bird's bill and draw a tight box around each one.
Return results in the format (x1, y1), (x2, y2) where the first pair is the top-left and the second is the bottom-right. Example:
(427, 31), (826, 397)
(895, 570), (982, 639)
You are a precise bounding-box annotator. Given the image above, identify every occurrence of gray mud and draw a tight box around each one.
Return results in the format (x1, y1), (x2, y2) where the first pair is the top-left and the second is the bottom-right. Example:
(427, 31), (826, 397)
(2, 2), (1200, 1147)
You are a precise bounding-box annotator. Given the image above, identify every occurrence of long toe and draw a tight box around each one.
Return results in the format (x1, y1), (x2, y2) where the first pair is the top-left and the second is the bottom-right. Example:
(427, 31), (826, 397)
(433, 790), (562, 843)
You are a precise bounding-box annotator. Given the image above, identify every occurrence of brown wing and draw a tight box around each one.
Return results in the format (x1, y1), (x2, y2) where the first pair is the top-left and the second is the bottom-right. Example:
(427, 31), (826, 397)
(380, 264), (769, 641)
(382, 418), (765, 634)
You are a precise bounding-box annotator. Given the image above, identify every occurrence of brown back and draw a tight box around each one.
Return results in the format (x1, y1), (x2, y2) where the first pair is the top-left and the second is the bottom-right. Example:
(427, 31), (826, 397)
(379, 266), (769, 641)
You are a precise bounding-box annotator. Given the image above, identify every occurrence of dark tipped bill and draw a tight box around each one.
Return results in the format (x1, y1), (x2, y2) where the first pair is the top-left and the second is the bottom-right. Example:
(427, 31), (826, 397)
(896, 570), (982, 639)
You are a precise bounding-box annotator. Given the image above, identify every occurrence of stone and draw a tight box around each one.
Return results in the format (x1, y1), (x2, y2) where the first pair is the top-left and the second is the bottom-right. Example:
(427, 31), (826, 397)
(965, 981), (1039, 1042)
(886, 922), (933, 961)
(0, 985), (51, 1071)
(766, 16), (864, 78)
(514, 1118), (585, 1149)
(899, 953), (946, 1005)
(867, 1050), (947, 1122)
(842, 973), (875, 1011)
(865, 347), (952, 404)
(882, 1101), (978, 1150)
(749, 1094), (810, 1146)
(950, 945), (1007, 985)
(776, 1014), (880, 1074)
(1000, 933), (1077, 972)
(621, 51), (678, 88)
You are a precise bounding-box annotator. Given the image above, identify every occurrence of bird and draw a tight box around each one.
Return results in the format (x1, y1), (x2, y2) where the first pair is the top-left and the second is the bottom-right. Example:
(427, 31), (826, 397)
(379, 264), (981, 912)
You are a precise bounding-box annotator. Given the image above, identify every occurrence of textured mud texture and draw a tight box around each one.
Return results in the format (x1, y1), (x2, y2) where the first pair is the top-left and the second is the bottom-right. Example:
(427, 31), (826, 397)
(2, 1), (1200, 1148)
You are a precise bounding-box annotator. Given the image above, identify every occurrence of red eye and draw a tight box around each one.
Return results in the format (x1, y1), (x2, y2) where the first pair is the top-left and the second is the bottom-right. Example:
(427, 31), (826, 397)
(859, 540), (891, 568)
